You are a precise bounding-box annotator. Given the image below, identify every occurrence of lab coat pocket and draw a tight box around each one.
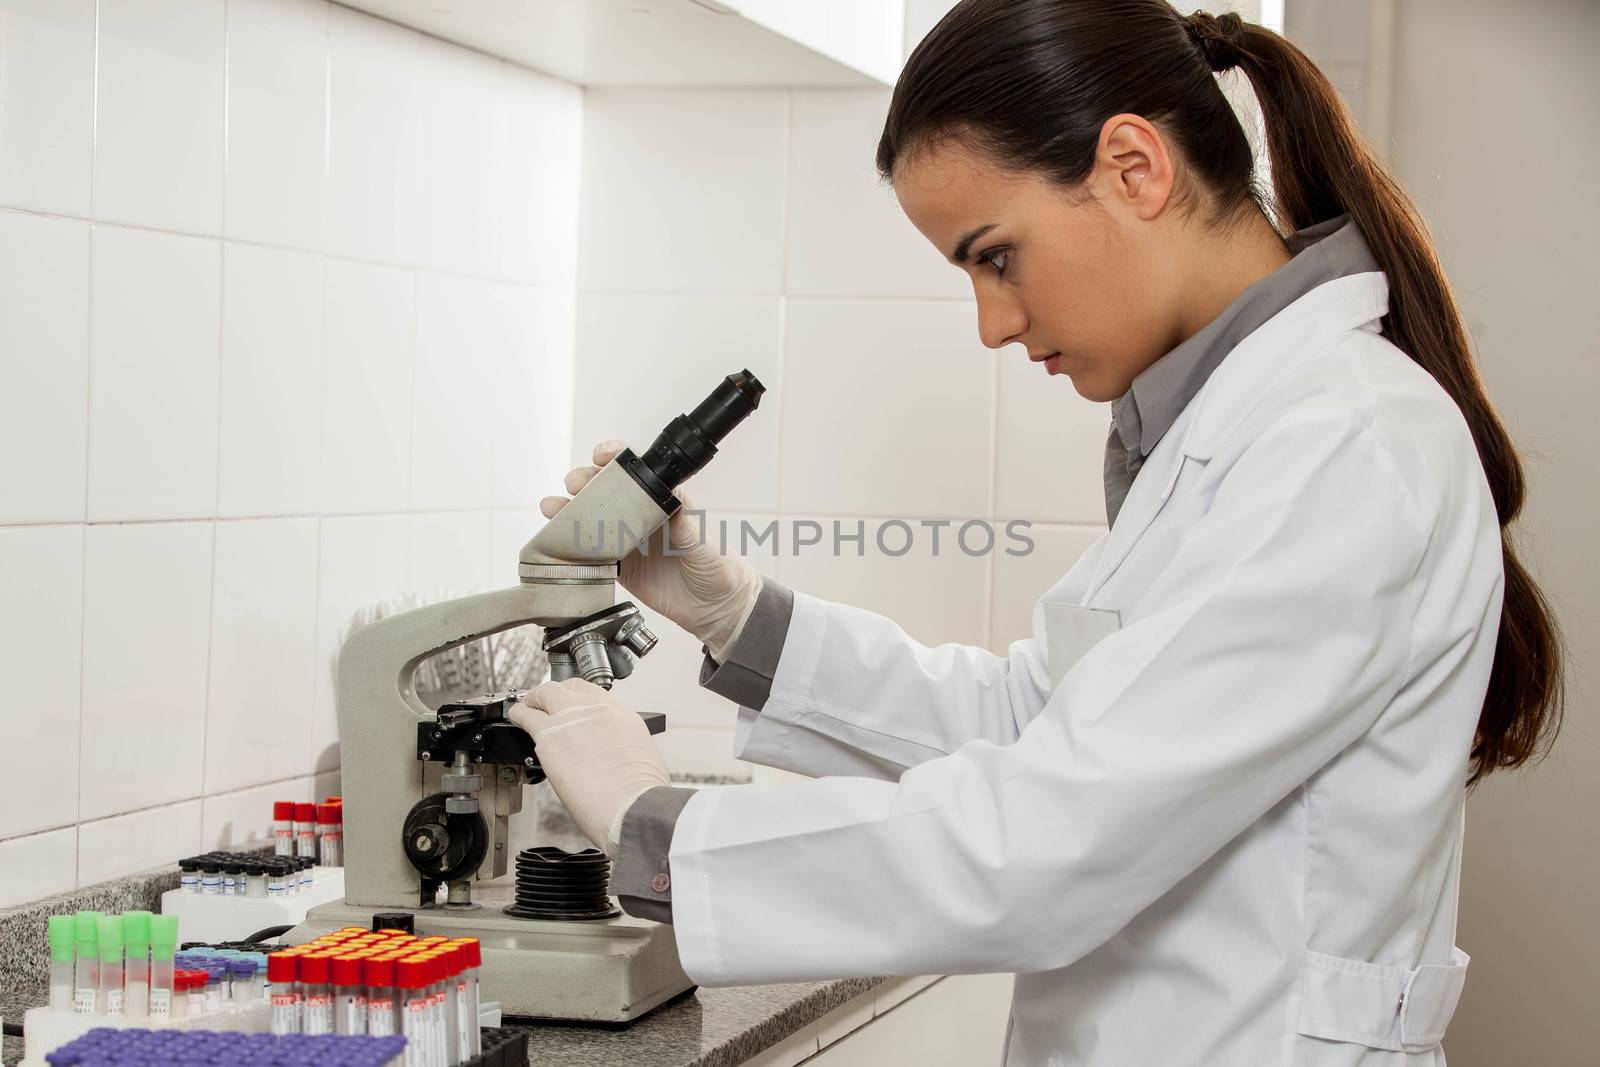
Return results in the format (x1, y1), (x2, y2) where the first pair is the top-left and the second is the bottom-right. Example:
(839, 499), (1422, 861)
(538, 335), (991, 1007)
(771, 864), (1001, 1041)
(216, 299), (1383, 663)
(1042, 601), (1122, 690)
(1296, 947), (1470, 1052)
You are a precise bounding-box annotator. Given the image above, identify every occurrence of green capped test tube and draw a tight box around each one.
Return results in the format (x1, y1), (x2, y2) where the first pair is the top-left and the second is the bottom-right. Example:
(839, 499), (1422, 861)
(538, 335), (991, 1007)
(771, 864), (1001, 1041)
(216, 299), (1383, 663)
(47, 915), (74, 1011)
(72, 912), (102, 1014)
(123, 911), (152, 1017)
(96, 915), (125, 1016)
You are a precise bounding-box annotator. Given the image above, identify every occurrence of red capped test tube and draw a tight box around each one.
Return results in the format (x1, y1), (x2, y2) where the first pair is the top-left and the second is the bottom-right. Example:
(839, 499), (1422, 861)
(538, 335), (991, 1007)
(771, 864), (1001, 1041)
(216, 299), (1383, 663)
(294, 803), (318, 859)
(273, 801), (295, 856)
(332, 953), (368, 1035)
(299, 952), (334, 1035)
(450, 938), (482, 1059)
(365, 955), (401, 1038)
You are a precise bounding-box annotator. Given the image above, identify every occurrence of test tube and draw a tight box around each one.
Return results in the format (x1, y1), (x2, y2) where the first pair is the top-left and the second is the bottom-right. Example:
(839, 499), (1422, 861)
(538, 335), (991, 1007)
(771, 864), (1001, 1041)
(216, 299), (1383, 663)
(301, 953), (334, 1034)
(231, 957), (259, 1004)
(72, 911), (101, 1014)
(318, 802), (344, 867)
(268, 952), (300, 1035)
(425, 950), (451, 1067)
(179, 857), (201, 893)
(397, 957), (430, 1067)
(122, 911), (151, 1018)
(244, 859), (267, 898)
(250, 951), (271, 1000)
(215, 958), (237, 1009)
(450, 939), (481, 1058)
(274, 800), (296, 856)
(185, 968), (208, 1018)
(435, 946), (460, 1067)
(443, 950), (463, 1067)
(333, 955), (368, 1035)
(295, 803), (318, 858)
(267, 858), (289, 898)
(149, 914), (179, 1020)
(364, 957), (399, 1038)
(170, 970), (191, 1021)
(201, 855), (223, 894)
(45, 915), (74, 1012)
(96, 915), (125, 1016)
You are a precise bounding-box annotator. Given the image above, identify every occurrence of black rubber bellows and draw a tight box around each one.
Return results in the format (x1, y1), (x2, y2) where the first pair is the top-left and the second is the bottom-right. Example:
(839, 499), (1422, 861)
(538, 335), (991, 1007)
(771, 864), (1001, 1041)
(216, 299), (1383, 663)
(503, 846), (620, 922)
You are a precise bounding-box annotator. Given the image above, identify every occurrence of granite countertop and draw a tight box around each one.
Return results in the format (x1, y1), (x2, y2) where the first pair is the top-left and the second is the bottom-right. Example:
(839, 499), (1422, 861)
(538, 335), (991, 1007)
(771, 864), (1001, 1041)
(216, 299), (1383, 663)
(504, 976), (882, 1067)
(2, 978), (886, 1067)
(2, 990), (42, 1067)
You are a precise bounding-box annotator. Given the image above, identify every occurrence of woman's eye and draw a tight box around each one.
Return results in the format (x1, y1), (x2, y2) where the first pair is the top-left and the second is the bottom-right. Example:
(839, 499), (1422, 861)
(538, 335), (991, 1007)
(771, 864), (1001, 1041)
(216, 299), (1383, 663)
(979, 248), (1010, 275)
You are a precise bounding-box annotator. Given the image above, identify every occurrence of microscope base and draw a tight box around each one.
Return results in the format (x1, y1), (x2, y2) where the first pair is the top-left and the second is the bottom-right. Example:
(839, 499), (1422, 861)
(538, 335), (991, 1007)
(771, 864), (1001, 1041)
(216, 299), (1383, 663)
(291, 898), (695, 1025)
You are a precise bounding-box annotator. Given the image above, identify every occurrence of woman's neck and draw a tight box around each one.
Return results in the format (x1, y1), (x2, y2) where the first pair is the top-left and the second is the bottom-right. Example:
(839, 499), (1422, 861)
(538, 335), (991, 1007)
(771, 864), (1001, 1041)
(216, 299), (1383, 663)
(1174, 211), (1293, 343)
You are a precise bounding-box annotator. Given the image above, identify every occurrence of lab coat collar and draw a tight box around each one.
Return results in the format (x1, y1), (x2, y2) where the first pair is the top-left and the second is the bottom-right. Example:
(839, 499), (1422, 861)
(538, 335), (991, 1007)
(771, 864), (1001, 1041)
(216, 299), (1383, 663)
(1084, 271), (1391, 602)
(1117, 216), (1378, 461)
(1182, 271), (1392, 461)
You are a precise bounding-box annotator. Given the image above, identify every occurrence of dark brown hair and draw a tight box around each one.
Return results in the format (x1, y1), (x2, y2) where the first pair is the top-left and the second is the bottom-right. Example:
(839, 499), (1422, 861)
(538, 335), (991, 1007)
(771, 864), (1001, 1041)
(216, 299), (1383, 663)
(878, 0), (1563, 785)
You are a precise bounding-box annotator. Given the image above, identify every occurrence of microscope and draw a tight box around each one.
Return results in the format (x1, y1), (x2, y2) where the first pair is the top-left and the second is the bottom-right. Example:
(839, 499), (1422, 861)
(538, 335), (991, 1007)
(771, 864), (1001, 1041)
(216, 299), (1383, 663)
(285, 370), (766, 1024)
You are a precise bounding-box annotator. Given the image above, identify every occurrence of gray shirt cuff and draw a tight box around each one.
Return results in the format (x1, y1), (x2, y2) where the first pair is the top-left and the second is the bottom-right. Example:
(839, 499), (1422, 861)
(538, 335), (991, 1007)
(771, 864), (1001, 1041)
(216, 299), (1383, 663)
(609, 785), (698, 924)
(609, 580), (793, 923)
(697, 576), (794, 709)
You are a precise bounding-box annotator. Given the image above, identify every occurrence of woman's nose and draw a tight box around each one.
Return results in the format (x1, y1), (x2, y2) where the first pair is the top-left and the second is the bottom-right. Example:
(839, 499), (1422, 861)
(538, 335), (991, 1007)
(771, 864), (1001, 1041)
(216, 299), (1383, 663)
(975, 288), (1027, 350)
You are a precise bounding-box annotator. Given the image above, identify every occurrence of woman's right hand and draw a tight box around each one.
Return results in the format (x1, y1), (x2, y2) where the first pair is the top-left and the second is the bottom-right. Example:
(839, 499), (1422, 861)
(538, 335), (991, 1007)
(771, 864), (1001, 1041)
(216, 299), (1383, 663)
(541, 440), (763, 664)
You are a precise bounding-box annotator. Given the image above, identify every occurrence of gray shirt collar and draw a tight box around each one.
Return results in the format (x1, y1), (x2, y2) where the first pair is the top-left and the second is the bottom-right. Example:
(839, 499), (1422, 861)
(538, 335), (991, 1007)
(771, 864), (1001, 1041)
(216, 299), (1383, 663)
(1103, 215), (1379, 526)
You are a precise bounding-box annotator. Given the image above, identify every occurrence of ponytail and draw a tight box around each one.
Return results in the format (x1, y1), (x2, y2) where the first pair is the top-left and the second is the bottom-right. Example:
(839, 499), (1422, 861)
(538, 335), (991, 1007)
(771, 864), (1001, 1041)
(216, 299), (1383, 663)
(880, 1), (1564, 786)
(1188, 11), (1564, 786)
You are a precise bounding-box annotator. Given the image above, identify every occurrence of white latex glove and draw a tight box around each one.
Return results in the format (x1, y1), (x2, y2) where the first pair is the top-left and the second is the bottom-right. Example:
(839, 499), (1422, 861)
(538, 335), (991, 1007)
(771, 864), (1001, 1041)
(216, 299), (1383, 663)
(510, 678), (670, 855)
(542, 439), (762, 663)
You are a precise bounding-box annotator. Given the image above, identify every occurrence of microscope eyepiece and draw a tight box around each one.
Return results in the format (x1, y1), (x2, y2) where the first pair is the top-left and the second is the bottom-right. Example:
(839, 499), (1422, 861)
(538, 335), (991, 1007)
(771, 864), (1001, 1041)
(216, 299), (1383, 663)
(686, 368), (764, 443)
(624, 370), (765, 507)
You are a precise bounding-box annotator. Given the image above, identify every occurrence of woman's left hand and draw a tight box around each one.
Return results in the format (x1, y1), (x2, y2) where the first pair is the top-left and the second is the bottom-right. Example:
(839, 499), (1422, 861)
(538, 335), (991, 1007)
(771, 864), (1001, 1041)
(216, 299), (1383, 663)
(509, 678), (670, 855)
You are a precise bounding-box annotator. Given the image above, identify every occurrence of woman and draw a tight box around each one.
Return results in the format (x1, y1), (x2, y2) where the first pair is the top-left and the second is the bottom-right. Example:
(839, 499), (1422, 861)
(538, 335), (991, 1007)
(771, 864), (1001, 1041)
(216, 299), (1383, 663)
(514, 3), (1564, 1063)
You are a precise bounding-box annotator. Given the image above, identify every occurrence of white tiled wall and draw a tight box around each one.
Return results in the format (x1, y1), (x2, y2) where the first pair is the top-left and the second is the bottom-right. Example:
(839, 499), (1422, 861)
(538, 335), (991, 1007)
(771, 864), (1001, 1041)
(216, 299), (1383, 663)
(0, 0), (581, 906)
(0, 1), (1119, 908)
(573, 86), (1112, 782)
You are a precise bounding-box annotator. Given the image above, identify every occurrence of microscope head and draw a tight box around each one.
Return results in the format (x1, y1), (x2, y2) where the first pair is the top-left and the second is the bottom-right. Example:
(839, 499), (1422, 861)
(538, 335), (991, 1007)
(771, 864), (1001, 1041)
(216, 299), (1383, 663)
(517, 369), (766, 683)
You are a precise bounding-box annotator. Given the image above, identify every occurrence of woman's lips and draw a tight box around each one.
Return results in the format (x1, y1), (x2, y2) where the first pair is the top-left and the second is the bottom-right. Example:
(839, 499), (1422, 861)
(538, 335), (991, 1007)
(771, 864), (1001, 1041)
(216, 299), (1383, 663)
(1030, 351), (1063, 374)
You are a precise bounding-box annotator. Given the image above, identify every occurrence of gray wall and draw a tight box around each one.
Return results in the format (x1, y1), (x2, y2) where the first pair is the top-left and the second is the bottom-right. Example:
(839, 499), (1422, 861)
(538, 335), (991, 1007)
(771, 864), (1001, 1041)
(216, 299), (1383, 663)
(1392, 4), (1600, 1063)
(1291, 1), (1599, 1063)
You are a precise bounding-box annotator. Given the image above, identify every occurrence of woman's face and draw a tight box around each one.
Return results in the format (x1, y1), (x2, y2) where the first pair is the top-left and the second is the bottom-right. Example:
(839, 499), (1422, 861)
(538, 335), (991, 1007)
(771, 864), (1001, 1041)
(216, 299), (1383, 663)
(893, 136), (1183, 403)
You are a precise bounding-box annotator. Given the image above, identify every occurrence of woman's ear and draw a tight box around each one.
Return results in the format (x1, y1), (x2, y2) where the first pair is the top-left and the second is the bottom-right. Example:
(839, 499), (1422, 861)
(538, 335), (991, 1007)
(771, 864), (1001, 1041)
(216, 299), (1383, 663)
(1091, 114), (1175, 221)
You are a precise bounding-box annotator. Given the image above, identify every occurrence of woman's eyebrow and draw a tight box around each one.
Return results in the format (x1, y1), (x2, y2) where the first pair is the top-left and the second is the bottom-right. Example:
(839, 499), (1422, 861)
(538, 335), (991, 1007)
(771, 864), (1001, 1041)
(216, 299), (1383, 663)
(951, 223), (997, 264)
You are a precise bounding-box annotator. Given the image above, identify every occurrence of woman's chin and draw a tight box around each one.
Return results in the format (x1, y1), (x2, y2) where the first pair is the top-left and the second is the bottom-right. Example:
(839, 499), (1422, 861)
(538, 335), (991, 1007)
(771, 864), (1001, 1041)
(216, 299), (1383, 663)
(1066, 368), (1121, 403)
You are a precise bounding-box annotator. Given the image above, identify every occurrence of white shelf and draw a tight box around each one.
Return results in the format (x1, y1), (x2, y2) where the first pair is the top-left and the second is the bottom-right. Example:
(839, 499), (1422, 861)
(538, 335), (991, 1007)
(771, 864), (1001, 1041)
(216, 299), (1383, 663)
(337, 0), (905, 87)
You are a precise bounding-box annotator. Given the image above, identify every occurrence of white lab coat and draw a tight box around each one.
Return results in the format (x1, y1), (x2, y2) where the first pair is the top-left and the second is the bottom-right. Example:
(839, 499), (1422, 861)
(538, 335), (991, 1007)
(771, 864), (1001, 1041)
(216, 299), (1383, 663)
(668, 272), (1501, 1066)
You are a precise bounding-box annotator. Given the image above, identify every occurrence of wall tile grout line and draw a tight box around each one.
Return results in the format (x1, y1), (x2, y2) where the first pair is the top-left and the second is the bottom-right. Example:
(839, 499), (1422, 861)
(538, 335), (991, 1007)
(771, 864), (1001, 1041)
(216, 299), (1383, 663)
(0, 203), (571, 291)
(575, 286), (975, 304)
(0, 505), (554, 532)
(201, 0), (230, 790)
(0, 512), (1105, 534)
(3, 768), (315, 849)
(72, 0), (104, 888)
